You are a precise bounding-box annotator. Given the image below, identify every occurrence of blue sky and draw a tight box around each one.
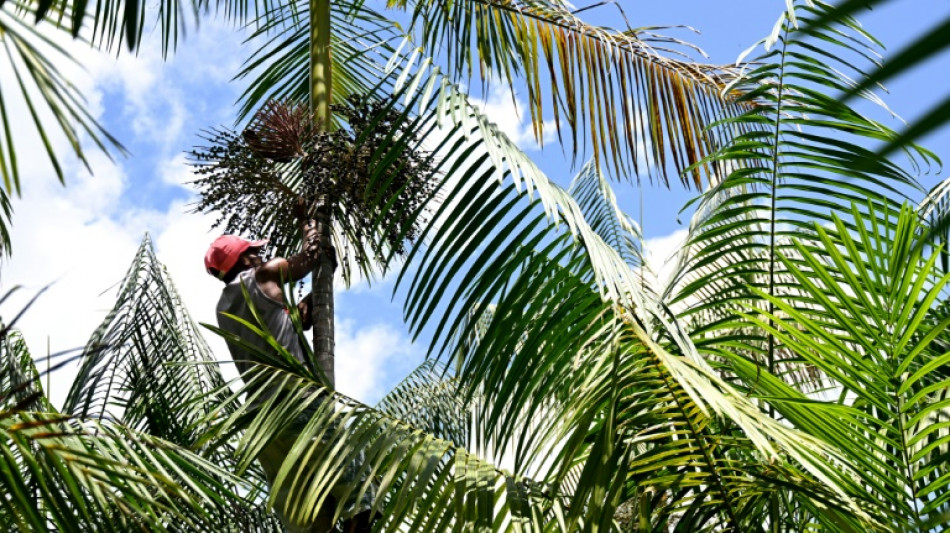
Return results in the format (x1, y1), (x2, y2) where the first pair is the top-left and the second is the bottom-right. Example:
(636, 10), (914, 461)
(2, 0), (949, 408)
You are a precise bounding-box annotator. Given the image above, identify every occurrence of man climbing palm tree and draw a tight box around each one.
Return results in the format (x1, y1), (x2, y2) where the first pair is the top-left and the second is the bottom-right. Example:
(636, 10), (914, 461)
(204, 214), (373, 532)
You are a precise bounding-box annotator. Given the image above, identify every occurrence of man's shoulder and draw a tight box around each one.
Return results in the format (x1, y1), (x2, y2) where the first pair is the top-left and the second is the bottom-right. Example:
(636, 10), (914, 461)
(255, 257), (289, 281)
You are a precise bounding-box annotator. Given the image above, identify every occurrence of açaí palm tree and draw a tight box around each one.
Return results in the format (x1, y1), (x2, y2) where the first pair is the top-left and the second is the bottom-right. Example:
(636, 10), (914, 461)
(183, 4), (945, 531)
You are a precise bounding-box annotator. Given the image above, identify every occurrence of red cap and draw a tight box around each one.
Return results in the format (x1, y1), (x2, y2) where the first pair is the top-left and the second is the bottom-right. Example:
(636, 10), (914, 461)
(204, 235), (268, 279)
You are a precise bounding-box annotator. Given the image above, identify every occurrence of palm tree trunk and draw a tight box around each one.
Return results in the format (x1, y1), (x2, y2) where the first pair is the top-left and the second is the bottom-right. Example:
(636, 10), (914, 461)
(304, 1), (336, 531)
(312, 202), (334, 387)
(310, 0), (334, 387)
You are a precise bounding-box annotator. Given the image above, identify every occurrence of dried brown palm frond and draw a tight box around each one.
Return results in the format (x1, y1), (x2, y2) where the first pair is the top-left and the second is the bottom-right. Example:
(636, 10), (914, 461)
(384, 0), (749, 188)
(243, 101), (317, 162)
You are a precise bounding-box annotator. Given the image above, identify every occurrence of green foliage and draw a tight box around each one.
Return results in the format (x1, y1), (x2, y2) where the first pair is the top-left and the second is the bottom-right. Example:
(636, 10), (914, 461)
(737, 204), (950, 531)
(0, 286), (280, 531)
(61, 236), (283, 530)
(413, 179), (867, 531)
(803, 0), (950, 161)
(3, 0), (950, 531)
(1, 328), (51, 413)
(64, 236), (231, 437)
(667, 1), (933, 391)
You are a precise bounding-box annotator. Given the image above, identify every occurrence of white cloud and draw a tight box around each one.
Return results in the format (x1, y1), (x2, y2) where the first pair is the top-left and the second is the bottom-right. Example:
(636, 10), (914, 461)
(1, 159), (141, 407)
(471, 83), (557, 150)
(335, 319), (420, 405)
(644, 228), (688, 288)
(159, 153), (196, 189)
(64, 150), (129, 215)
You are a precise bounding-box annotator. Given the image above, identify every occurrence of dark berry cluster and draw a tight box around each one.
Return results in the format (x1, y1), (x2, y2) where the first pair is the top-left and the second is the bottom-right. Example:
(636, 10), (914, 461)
(189, 95), (439, 265)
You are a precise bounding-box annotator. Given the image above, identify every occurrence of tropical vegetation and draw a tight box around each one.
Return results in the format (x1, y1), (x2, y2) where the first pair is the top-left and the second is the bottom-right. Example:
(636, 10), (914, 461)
(1, 0), (950, 531)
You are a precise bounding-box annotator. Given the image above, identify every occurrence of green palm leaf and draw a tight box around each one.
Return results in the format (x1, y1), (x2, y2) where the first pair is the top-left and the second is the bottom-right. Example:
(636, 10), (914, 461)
(388, 0), (747, 186)
(0, 412), (268, 531)
(668, 0), (929, 385)
(0, 291), (279, 531)
(378, 90), (874, 527)
(374, 359), (473, 449)
(917, 175), (950, 271)
(0, 329), (52, 413)
(64, 235), (233, 436)
(59, 234), (283, 529)
(198, 316), (566, 530)
(736, 203), (950, 531)
(568, 161), (646, 274)
(801, 0), (950, 160)
(427, 219), (870, 530)
(0, 1), (124, 229)
(0, 185), (10, 257)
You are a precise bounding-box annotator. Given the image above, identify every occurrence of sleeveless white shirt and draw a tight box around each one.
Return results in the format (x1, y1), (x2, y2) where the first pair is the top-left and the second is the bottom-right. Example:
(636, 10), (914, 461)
(215, 270), (308, 385)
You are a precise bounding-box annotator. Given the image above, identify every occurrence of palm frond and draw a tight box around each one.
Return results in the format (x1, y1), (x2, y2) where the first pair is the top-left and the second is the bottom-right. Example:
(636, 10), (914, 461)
(376, 78), (877, 528)
(0, 286), (275, 531)
(234, 0), (746, 187)
(0, 2), (124, 213)
(737, 203), (950, 531)
(0, 329), (53, 412)
(568, 161), (646, 273)
(63, 235), (232, 439)
(374, 359), (472, 449)
(51, 235), (284, 529)
(421, 212), (872, 530)
(0, 185), (11, 257)
(0, 411), (270, 531)
(22, 0), (294, 55)
(801, 0), (949, 162)
(234, 1), (396, 124)
(667, 0), (929, 387)
(196, 325), (565, 531)
(387, 0), (747, 186)
(918, 175), (950, 271)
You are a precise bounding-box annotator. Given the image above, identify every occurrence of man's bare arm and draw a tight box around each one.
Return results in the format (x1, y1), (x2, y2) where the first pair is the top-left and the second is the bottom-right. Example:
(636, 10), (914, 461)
(255, 219), (320, 290)
(285, 219), (321, 281)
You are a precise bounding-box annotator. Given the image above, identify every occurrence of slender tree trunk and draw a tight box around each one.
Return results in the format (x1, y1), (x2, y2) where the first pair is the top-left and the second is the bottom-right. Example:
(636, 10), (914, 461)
(312, 202), (334, 387)
(310, 0), (334, 387)
(306, 1), (336, 531)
